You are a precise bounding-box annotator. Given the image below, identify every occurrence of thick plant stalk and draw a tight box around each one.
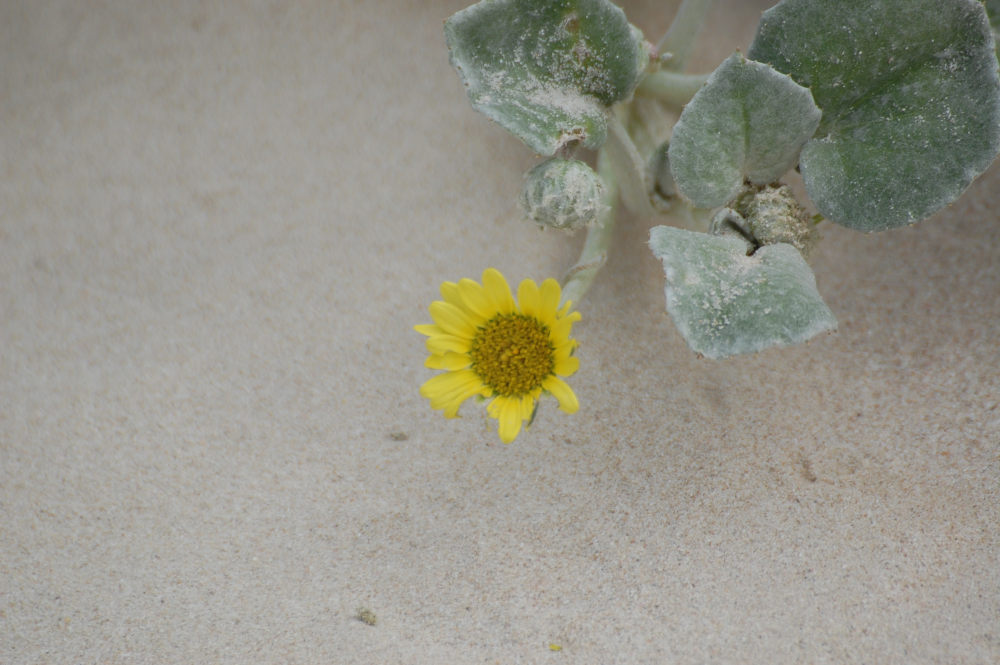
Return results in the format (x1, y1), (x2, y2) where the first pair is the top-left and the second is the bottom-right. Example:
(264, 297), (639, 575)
(561, 150), (618, 306)
(604, 114), (656, 219)
(635, 71), (709, 108)
(656, 0), (715, 71)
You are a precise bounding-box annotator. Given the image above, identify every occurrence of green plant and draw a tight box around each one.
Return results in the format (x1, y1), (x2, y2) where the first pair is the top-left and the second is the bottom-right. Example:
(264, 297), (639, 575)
(440, 0), (1000, 360)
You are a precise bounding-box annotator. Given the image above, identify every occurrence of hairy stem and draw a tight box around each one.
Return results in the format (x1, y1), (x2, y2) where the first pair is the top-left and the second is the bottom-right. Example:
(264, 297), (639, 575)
(561, 150), (618, 306)
(605, 113), (656, 219)
(628, 96), (678, 157)
(636, 71), (710, 108)
(656, 0), (715, 71)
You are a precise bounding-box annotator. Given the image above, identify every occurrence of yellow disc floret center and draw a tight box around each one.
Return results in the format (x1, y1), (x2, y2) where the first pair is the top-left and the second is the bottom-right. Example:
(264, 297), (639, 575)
(469, 313), (555, 397)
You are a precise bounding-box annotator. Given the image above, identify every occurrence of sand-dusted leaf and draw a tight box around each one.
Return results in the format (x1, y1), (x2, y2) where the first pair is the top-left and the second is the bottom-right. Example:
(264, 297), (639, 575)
(987, 0), (1000, 37)
(445, 0), (648, 156)
(649, 225), (836, 359)
(750, 0), (1000, 231)
(987, 0), (1000, 58)
(667, 53), (821, 209)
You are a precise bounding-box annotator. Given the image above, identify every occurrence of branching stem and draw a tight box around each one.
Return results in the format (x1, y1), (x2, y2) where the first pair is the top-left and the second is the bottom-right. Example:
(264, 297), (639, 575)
(561, 150), (618, 307)
(656, 0), (715, 71)
(605, 114), (656, 219)
(636, 71), (710, 108)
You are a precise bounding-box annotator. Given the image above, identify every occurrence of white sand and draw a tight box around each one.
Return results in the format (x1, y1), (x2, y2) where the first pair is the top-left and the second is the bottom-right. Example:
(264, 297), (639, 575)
(3, 1), (998, 663)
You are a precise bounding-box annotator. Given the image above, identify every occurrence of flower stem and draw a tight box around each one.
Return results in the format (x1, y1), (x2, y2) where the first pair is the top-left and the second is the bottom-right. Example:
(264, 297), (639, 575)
(561, 150), (618, 307)
(636, 71), (710, 108)
(604, 113), (656, 219)
(656, 0), (715, 71)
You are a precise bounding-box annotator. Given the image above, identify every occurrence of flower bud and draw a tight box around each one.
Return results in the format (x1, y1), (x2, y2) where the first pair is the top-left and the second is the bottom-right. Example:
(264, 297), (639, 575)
(520, 158), (606, 231)
(732, 183), (815, 254)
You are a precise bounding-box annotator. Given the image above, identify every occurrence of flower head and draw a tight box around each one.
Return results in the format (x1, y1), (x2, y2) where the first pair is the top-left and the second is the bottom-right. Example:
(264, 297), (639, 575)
(415, 268), (581, 443)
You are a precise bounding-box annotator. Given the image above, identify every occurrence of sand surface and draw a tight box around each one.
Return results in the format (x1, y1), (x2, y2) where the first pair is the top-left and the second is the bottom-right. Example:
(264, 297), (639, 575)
(3, 1), (999, 663)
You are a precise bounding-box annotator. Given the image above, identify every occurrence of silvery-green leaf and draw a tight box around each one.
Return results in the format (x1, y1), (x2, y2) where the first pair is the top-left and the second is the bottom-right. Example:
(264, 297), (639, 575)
(649, 225), (836, 359)
(749, 0), (1000, 231)
(667, 53), (821, 209)
(987, 0), (1000, 57)
(987, 0), (1000, 37)
(445, 0), (648, 156)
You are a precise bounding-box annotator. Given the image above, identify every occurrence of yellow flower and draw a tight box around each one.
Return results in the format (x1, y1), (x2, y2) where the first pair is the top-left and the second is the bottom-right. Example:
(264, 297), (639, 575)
(415, 268), (581, 443)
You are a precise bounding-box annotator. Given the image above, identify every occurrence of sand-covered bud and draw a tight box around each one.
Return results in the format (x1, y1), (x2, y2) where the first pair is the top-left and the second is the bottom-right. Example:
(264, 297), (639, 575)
(732, 183), (815, 254)
(520, 158), (607, 231)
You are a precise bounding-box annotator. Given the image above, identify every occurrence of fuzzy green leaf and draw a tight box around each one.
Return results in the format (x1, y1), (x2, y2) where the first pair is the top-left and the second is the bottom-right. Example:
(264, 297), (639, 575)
(668, 53), (821, 209)
(649, 225), (836, 359)
(987, 0), (1000, 36)
(750, 0), (1000, 231)
(445, 0), (648, 156)
(987, 0), (1000, 56)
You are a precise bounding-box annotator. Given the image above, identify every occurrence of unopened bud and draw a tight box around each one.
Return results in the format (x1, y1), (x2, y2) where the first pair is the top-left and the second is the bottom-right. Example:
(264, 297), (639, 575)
(520, 158), (607, 231)
(732, 183), (815, 254)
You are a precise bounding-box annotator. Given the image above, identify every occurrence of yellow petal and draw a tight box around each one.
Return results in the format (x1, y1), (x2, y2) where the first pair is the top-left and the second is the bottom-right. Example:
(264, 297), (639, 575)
(554, 355), (579, 376)
(538, 278), (562, 325)
(520, 394), (537, 422)
(414, 323), (443, 337)
(543, 375), (579, 414)
(559, 309), (582, 324)
(549, 317), (576, 346)
(429, 301), (476, 338)
(421, 369), (483, 415)
(553, 339), (577, 357)
(457, 278), (495, 320)
(486, 397), (501, 419)
(492, 396), (523, 443)
(420, 368), (478, 400)
(442, 381), (488, 418)
(440, 281), (461, 306)
(482, 268), (514, 315)
(425, 354), (447, 369)
(516, 279), (540, 319)
(431, 378), (484, 412)
(426, 334), (471, 355)
(557, 302), (581, 321)
(425, 351), (472, 371)
(442, 281), (486, 326)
